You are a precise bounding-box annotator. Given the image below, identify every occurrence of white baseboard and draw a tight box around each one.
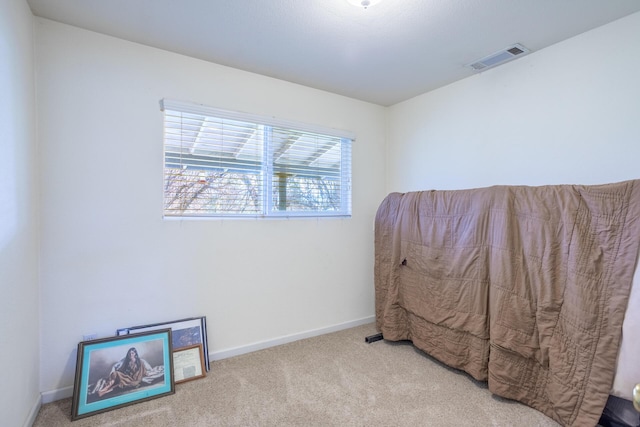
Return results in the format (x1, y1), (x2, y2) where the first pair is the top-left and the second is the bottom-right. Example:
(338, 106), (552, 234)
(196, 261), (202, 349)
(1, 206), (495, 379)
(24, 394), (42, 427)
(41, 386), (73, 404)
(38, 316), (375, 404)
(210, 315), (375, 361)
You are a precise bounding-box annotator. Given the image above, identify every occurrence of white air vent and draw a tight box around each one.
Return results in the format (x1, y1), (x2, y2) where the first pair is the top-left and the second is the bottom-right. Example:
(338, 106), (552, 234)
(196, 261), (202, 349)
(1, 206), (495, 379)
(466, 44), (530, 71)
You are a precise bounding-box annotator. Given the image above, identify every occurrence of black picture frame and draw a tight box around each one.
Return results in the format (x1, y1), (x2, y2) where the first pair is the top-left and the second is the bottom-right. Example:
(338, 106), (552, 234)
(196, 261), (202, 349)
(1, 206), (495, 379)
(117, 317), (210, 371)
(71, 329), (175, 421)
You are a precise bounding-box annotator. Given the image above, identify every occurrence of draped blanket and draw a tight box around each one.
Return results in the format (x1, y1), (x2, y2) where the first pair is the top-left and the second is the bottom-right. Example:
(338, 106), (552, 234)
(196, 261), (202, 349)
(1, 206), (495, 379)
(374, 180), (640, 427)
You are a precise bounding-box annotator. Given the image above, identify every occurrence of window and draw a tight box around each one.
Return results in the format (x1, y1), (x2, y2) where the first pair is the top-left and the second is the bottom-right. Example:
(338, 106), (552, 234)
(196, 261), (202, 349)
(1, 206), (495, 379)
(161, 100), (353, 218)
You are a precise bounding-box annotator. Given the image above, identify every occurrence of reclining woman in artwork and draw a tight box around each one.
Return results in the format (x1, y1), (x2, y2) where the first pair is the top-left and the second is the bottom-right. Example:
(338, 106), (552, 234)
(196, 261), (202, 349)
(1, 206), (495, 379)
(89, 347), (165, 397)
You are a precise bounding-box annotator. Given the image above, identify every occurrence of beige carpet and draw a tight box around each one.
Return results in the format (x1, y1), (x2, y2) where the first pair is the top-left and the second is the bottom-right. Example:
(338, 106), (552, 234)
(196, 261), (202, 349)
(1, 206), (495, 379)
(34, 323), (560, 426)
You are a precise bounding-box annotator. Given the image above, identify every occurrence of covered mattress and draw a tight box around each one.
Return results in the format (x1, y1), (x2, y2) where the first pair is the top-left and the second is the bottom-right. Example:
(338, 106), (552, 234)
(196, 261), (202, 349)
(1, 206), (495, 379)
(374, 180), (640, 427)
(612, 257), (640, 400)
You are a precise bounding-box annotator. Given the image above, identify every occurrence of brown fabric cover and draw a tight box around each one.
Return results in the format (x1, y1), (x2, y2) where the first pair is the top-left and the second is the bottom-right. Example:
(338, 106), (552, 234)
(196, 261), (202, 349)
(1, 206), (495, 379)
(374, 180), (640, 427)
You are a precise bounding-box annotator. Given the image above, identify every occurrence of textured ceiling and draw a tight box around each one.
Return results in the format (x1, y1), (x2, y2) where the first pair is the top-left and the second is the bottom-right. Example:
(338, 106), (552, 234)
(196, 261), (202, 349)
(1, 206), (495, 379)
(26, 0), (640, 106)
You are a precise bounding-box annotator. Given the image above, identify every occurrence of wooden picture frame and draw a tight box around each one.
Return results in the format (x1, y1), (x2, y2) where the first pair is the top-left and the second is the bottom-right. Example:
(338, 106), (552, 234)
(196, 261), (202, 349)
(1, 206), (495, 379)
(173, 344), (206, 384)
(71, 329), (175, 421)
(117, 316), (210, 371)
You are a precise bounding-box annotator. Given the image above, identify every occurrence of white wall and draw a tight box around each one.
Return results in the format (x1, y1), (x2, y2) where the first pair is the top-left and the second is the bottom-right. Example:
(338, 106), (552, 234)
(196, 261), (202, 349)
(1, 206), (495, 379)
(387, 12), (640, 193)
(35, 18), (387, 396)
(0, 0), (40, 425)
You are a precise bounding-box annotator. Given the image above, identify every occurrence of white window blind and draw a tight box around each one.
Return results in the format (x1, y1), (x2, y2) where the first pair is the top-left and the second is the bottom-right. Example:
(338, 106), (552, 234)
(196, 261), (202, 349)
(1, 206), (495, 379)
(161, 99), (353, 218)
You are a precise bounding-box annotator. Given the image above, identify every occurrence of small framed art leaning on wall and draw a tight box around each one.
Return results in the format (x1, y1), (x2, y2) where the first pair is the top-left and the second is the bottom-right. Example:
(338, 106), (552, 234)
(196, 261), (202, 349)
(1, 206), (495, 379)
(71, 329), (175, 421)
(173, 344), (206, 384)
(117, 316), (210, 371)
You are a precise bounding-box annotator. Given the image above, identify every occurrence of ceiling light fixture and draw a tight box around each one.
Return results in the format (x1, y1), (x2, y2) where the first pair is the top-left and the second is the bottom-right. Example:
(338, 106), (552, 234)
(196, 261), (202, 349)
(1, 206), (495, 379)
(346, 0), (383, 9)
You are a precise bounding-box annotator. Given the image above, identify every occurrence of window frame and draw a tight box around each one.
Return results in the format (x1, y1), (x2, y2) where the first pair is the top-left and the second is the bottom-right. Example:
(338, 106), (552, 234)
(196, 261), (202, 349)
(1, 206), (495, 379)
(161, 99), (354, 219)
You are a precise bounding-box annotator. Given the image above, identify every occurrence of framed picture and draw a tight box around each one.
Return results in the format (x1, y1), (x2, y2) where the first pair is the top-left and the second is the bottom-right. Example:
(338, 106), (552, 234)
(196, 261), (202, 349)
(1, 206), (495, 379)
(71, 329), (174, 421)
(117, 316), (210, 371)
(173, 344), (206, 384)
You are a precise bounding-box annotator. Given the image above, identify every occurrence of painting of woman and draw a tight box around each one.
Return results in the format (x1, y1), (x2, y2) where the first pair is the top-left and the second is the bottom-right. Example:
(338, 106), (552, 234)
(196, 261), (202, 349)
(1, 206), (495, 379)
(89, 347), (165, 398)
